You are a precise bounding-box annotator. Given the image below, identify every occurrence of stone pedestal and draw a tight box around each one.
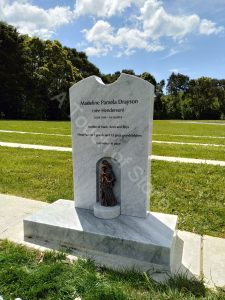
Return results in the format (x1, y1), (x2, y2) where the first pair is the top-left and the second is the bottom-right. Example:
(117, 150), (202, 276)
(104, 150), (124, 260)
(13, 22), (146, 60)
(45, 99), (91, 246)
(93, 203), (120, 219)
(24, 200), (178, 272)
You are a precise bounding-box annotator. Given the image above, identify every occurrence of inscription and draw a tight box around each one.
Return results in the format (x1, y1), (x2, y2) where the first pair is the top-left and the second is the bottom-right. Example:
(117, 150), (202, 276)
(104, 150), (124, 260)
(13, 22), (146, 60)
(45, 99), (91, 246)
(76, 99), (143, 146)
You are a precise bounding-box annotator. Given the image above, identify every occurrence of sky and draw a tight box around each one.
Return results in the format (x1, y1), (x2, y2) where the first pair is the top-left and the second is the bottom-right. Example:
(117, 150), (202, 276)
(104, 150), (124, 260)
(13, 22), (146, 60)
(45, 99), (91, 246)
(0, 0), (225, 82)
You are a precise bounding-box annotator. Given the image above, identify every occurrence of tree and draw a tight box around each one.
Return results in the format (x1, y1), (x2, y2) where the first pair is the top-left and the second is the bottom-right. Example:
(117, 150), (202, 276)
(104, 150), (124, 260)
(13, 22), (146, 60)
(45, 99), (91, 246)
(22, 38), (82, 120)
(163, 73), (190, 119)
(155, 80), (166, 119)
(167, 72), (189, 95)
(187, 77), (221, 119)
(65, 48), (101, 78)
(0, 22), (27, 119)
(140, 72), (157, 86)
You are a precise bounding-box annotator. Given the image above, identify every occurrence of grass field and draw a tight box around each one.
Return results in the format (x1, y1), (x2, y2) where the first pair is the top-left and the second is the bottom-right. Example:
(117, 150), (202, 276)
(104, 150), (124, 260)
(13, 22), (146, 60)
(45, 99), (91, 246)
(1, 120), (225, 160)
(0, 120), (225, 238)
(0, 240), (224, 300)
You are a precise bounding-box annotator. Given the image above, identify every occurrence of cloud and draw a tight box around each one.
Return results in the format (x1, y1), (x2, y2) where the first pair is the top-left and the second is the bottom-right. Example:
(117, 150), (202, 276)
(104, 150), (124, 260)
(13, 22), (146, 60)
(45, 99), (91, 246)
(83, 20), (164, 56)
(0, 0), (73, 39)
(0, 0), (223, 56)
(140, 1), (200, 40)
(199, 19), (224, 35)
(81, 0), (223, 56)
(74, 0), (132, 18)
(85, 46), (109, 57)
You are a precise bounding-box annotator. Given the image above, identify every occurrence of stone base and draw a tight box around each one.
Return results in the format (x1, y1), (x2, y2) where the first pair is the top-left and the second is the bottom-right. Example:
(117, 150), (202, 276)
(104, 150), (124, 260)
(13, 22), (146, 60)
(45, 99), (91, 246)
(23, 200), (178, 272)
(94, 203), (120, 219)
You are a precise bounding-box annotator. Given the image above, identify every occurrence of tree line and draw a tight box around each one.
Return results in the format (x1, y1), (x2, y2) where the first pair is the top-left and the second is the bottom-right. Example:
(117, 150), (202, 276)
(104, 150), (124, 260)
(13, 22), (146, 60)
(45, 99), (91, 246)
(0, 22), (225, 120)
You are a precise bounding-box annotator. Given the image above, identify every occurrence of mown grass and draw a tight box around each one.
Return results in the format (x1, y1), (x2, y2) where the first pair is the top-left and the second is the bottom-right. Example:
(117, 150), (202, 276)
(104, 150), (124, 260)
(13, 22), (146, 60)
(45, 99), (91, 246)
(1, 120), (225, 137)
(1, 133), (225, 161)
(153, 134), (225, 145)
(0, 240), (224, 300)
(0, 120), (71, 135)
(153, 121), (225, 137)
(151, 161), (225, 238)
(152, 143), (225, 161)
(0, 147), (224, 237)
(1, 120), (225, 161)
(0, 147), (73, 202)
(0, 132), (72, 147)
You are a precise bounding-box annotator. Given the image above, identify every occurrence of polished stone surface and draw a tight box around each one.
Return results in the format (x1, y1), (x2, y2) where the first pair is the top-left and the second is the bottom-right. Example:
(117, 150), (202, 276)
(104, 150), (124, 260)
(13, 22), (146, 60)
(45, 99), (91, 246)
(93, 203), (120, 219)
(24, 200), (177, 269)
(70, 74), (154, 218)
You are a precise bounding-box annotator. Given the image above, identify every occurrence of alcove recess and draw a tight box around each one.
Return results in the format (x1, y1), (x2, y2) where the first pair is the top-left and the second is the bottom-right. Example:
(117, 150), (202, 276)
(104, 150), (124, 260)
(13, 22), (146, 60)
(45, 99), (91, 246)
(94, 157), (121, 219)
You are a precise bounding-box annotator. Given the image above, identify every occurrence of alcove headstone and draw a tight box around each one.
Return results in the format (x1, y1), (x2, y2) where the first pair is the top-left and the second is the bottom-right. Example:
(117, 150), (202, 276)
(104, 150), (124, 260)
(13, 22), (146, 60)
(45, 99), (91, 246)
(70, 73), (154, 218)
(24, 74), (178, 274)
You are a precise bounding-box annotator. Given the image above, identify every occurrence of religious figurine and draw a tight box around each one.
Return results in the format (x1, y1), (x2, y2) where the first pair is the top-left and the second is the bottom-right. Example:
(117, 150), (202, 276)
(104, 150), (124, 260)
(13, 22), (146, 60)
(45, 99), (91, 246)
(99, 160), (117, 207)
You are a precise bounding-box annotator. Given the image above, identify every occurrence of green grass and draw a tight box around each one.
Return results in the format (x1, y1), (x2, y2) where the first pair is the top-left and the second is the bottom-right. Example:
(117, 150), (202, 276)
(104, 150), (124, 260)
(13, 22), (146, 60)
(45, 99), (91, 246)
(0, 240), (224, 300)
(0, 120), (71, 135)
(153, 134), (225, 145)
(0, 147), (73, 202)
(152, 143), (225, 161)
(0, 132), (72, 147)
(1, 120), (225, 161)
(153, 121), (225, 137)
(1, 120), (225, 137)
(151, 161), (225, 237)
(0, 147), (224, 237)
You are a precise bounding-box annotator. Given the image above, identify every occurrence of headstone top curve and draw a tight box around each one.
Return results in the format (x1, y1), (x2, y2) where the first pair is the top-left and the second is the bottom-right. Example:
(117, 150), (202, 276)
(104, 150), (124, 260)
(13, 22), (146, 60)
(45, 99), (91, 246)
(70, 73), (154, 91)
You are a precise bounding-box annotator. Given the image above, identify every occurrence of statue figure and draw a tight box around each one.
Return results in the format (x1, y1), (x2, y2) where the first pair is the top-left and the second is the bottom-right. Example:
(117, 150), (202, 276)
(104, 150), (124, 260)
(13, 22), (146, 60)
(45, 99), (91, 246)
(99, 160), (117, 207)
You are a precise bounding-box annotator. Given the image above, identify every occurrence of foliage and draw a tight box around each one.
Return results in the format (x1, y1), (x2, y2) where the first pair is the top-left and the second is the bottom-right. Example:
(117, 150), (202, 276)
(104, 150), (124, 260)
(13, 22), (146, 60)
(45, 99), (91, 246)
(0, 22), (27, 119)
(164, 73), (225, 120)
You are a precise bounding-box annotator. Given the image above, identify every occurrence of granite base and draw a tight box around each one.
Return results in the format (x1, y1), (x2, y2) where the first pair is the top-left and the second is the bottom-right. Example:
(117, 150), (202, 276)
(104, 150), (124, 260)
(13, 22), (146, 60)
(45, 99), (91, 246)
(24, 200), (178, 271)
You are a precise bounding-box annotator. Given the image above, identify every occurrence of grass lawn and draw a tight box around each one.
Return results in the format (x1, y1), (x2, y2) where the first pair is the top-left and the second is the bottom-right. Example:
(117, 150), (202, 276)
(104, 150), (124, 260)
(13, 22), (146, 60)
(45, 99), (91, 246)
(1, 120), (225, 137)
(153, 121), (225, 137)
(153, 134), (225, 145)
(0, 240), (224, 300)
(0, 120), (71, 135)
(1, 120), (225, 161)
(0, 147), (73, 203)
(0, 132), (72, 147)
(152, 143), (225, 161)
(0, 147), (224, 237)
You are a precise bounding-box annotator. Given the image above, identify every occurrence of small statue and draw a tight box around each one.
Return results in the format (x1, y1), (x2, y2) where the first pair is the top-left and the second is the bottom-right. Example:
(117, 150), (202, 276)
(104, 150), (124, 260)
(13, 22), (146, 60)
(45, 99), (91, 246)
(99, 160), (117, 207)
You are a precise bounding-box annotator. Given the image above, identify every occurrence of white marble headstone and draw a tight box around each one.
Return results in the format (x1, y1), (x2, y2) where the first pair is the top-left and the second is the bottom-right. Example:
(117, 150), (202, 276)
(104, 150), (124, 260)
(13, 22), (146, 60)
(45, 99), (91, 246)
(69, 73), (154, 218)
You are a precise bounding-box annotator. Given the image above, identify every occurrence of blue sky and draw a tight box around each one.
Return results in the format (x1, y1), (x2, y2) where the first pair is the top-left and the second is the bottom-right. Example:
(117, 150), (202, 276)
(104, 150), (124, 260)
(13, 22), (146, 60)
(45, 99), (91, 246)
(1, 0), (225, 82)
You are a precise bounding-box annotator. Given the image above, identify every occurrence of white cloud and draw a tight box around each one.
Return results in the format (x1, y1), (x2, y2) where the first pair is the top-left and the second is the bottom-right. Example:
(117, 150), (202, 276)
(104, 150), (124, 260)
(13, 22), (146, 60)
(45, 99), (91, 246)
(81, 0), (223, 56)
(140, 0), (200, 40)
(0, 0), (223, 56)
(199, 19), (223, 35)
(83, 20), (114, 44)
(74, 0), (132, 18)
(85, 46), (109, 57)
(0, 0), (73, 39)
(83, 20), (164, 56)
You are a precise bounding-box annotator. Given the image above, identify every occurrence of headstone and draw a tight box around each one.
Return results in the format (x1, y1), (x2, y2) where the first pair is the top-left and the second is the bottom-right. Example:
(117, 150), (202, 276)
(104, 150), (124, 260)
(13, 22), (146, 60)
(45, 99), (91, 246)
(24, 74), (178, 274)
(70, 73), (153, 218)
